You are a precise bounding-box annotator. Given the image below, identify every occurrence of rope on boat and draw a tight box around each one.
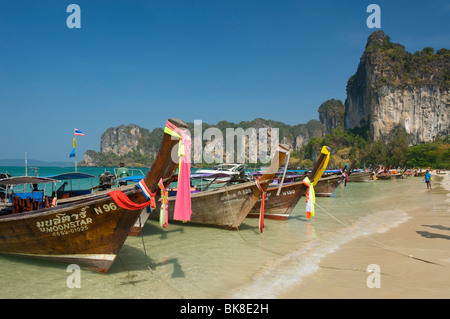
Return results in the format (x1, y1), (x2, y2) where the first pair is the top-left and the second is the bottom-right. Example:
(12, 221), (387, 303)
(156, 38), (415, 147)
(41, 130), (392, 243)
(314, 202), (445, 267)
(138, 215), (151, 270)
(115, 215), (187, 298)
(222, 183), (284, 256)
(137, 215), (187, 298)
(235, 226), (285, 257)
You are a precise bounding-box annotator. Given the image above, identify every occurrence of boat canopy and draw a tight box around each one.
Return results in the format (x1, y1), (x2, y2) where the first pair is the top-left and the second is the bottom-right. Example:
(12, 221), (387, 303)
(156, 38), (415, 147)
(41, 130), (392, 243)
(43, 172), (96, 180)
(0, 176), (60, 186)
(119, 175), (145, 182)
(190, 172), (231, 179)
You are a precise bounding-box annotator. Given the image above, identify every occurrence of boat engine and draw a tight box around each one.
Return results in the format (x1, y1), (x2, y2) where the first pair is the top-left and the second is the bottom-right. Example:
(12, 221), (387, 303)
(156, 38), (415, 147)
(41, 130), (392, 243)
(98, 171), (115, 190)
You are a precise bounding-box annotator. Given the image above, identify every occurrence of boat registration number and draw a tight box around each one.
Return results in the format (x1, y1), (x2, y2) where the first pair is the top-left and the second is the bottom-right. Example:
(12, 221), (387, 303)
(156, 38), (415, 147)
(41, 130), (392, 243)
(35, 205), (95, 237)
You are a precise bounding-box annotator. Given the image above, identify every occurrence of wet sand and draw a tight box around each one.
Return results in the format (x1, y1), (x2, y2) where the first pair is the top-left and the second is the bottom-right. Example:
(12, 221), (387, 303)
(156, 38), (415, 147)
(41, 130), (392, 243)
(280, 172), (450, 299)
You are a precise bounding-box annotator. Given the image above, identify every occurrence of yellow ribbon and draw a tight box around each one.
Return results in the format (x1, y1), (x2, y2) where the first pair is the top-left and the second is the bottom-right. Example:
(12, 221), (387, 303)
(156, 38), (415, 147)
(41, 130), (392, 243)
(313, 146), (330, 186)
(164, 126), (185, 176)
(158, 178), (168, 228)
(302, 176), (315, 218)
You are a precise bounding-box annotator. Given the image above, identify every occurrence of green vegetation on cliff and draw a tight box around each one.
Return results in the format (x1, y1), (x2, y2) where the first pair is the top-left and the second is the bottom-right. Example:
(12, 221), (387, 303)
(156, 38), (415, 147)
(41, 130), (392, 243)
(80, 118), (323, 168)
(359, 30), (450, 90)
(299, 127), (450, 169)
(318, 99), (345, 135)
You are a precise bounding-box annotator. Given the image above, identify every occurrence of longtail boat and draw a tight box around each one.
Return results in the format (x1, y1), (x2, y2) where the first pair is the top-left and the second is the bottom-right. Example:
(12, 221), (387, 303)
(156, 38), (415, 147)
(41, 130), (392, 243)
(347, 171), (374, 182)
(247, 146), (331, 220)
(375, 165), (394, 180)
(414, 171), (426, 177)
(376, 173), (393, 180)
(313, 174), (343, 197)
(0, 118), (187, 272)
(314, 160), (357, 196)
(149, 144), (290, 230)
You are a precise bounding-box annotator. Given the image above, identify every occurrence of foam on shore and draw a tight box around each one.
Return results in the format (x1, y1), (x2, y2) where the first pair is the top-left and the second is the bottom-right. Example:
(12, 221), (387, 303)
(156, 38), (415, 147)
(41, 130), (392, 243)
(231, 209), (410, 299)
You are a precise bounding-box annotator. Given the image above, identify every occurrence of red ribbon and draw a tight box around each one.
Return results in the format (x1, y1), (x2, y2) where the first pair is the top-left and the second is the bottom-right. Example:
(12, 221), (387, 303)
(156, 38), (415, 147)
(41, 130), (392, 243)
(108, 189), (156, 211)
(255, 179), (265, 233)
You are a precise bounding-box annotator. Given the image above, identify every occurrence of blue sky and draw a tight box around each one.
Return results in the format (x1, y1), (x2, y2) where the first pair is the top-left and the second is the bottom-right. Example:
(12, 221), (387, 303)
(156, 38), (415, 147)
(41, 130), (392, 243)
(0, 0), (449, 162)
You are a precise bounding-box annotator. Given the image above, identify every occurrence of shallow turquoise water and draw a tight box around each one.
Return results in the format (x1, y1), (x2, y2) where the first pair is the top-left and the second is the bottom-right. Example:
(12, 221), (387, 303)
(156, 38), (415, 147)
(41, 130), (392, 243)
(0, 167), (445, 299)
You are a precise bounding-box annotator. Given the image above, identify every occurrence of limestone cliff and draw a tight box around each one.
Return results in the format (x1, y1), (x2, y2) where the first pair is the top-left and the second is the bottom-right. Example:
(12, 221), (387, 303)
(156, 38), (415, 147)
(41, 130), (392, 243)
(82, 124), (162, 167)
(81, 119), (323, 167)
(318, 99), (345, 136)
(344, 30), (450, 144)
(100, 124), (144, 156)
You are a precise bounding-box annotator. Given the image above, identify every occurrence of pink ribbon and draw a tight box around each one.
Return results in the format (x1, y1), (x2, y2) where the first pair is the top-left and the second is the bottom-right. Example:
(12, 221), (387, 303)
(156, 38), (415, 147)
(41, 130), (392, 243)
(165, 121), (192, 222)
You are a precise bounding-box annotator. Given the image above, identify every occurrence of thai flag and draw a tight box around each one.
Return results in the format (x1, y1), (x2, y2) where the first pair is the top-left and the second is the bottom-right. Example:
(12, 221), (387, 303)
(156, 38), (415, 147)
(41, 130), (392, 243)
(74, 128), (85, 136)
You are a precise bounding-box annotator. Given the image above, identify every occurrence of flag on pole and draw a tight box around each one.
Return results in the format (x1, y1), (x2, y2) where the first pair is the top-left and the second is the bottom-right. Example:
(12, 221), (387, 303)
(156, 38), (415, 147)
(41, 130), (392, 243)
(69, 148), (76, 158)
(73, 137), (77, 148)
(74, 128), (85, 136)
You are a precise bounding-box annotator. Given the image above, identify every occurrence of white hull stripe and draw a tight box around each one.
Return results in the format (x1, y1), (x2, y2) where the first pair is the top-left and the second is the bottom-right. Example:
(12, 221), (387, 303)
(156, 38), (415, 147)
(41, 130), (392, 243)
(249, 213), (289, 217)
(6, 253), (116, 261)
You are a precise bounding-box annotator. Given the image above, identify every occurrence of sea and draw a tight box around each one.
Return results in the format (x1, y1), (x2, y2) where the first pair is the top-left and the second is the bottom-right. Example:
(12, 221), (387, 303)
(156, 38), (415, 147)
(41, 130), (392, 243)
(0, 166), (445, 299)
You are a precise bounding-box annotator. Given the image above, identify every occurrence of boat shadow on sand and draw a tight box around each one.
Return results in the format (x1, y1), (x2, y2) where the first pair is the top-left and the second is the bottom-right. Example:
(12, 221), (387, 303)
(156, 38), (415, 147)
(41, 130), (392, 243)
(112, 223), (186, 277)
(0, 243), (186, 279)
(417, 225), (450, 241)
(115, 244), (186, 279)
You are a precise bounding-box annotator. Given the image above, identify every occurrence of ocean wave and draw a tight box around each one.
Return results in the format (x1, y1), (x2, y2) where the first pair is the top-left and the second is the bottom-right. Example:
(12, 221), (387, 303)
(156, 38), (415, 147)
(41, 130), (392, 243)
(230, 209), (410, 299)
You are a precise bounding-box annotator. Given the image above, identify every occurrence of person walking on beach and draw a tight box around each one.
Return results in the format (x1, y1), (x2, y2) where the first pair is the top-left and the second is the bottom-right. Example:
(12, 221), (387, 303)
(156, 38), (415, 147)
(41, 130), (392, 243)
(424, 170), (432, 190)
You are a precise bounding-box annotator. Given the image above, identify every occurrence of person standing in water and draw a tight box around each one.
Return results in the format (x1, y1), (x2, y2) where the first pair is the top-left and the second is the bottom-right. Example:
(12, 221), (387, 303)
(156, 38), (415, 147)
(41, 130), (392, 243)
(424, 170), (432, 190)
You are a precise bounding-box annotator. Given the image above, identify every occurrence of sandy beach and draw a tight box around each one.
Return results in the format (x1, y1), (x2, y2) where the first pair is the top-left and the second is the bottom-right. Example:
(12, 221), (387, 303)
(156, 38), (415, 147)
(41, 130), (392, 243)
(280, 172), (450, 299)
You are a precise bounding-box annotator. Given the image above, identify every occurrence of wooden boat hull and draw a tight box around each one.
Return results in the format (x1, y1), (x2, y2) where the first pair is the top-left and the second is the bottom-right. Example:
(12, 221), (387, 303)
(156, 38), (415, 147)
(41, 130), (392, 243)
(149, 145), (290, 230)
(130, 208), (151, 236)
(414, 171), (426, 177)
(0, 118), (187, 272)
(347, 171), (374, 182)
(377, 174), (393, 180)
(151, 180), (265, 229)
(0, 190), (144, 272)
(247, 181), (306, 220)
(150, 147), (331, 226)
(314, 175), (343, 197)
(247, 147), (332, 219)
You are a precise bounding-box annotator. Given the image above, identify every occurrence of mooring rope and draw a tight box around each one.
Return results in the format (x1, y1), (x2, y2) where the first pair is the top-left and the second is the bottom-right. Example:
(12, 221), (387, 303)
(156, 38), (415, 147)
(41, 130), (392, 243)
(222, 181), (285, 256)
(114, 214), (187, 298)
(235, 226), (285, 257)
(138, 214), (187, 298)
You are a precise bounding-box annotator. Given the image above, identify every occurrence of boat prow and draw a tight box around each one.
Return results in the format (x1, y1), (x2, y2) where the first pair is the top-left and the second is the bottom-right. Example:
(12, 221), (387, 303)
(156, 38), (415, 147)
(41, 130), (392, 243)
(0, 118), (187, 272)
(150, 144), (290, 229)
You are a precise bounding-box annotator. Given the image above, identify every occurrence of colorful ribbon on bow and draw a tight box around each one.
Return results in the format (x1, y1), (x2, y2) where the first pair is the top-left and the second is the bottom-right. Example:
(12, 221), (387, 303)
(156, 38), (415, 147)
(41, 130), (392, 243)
(302, 176), (315, 219)
(137, 179), (156, 208)
(312, 146), (330, 187)
(108, 179), (157, 211)
(255, 178), (266, 233)
(164, 120), (192, 222)
(158, 178), (169, 228)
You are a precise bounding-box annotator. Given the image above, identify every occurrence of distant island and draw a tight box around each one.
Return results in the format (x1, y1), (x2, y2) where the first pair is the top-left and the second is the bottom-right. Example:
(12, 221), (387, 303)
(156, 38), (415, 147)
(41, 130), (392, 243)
(81, 31), (450, 170)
